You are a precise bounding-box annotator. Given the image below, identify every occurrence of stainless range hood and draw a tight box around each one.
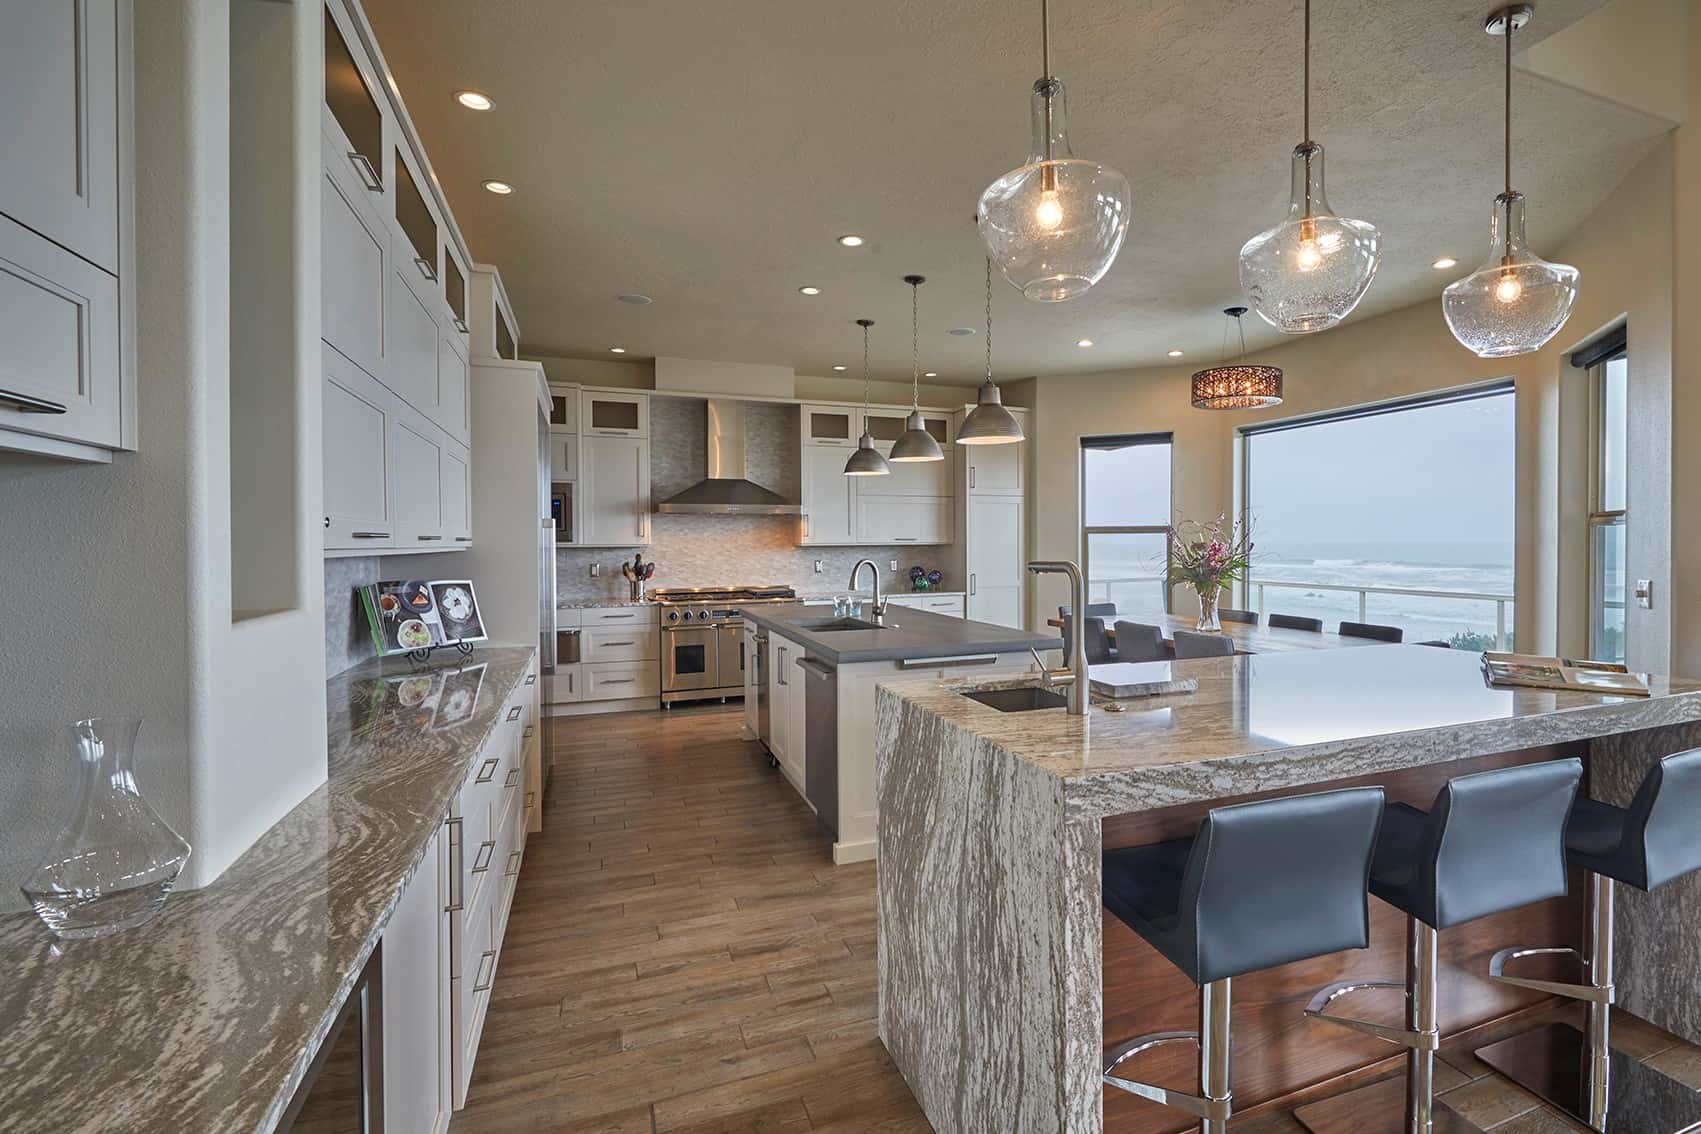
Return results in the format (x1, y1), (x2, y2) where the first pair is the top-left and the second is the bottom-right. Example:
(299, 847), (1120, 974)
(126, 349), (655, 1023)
(655, 399), (801, 515)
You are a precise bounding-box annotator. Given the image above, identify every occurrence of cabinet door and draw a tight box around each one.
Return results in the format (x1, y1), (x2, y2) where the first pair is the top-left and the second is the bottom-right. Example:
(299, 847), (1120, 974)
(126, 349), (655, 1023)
(0, 219), (121, 449)
(856, 495), (950, 545)
(383, 828), (451, 1134)
(435, 331), (469, 444)
(802, 405), (858, 447)
(580, 391), (648, 437)
(390, 405), (445, 549)
(579, 434), (650, 546)
(964, 430), (1024, 496)
(783, 649), (807, 788)
(547, 386), (578, 431)
(321, 137), (388, 380)
(0, 0), (120, 273)
(322, 2), (386, 200)
(323, 343), (394, 550)
(441, 441), (471, 545)
(388, 255), (441, 415)
(967, 496), (1024, 628)
(767, 637), (790, 764)
(742, 627), (759, 735)
(549, 430), (578, 481)
(800, 445), (854, 545)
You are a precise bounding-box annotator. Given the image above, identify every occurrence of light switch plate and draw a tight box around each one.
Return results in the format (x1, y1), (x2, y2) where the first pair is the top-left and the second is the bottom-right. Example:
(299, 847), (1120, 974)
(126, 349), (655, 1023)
(813, 560), (823, 573)
(889, 559), (899, 571)
(1635, 579), (1653, 608)
(590, 563), (600, 578)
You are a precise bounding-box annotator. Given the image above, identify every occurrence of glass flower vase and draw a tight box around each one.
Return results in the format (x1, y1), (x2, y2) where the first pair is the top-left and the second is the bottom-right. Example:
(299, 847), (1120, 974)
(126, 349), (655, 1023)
(21, 716), (191, 940)
(1195, 588), (1222, 633)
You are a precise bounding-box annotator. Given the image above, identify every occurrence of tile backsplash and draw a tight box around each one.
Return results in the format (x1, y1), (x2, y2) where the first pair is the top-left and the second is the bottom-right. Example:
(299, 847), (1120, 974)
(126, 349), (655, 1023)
(324, 556), (378, 677)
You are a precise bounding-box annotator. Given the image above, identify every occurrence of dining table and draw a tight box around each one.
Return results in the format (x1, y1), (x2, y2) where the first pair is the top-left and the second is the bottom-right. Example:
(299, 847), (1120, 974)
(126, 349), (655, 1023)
(1043, 611), (1389, 655)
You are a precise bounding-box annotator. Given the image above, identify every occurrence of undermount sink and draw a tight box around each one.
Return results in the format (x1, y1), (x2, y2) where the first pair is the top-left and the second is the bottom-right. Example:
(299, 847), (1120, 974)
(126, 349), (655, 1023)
(794, 617), (885, 633)
(960, 686), (1069, 713)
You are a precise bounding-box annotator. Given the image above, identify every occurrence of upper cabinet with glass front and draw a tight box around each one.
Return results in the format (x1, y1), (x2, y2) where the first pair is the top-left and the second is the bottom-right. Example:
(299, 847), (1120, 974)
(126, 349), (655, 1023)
(0, 0), (134, 461)
(582, 392), (649, 438)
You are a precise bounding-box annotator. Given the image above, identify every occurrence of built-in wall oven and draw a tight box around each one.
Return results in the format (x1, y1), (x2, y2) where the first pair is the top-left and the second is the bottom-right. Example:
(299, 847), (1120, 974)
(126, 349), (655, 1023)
(654, 585), (794, 706)
(549, 483), (574, 543)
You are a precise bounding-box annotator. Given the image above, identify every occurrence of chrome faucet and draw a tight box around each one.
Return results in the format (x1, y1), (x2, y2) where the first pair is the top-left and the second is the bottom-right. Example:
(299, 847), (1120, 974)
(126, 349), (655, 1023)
(1027, 560), (1088, 715)
(849, 558), (886, 625)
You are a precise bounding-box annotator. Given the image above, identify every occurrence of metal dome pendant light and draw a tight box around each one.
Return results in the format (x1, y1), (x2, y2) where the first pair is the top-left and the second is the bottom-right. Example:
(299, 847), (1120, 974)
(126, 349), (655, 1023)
(844, 319), (891, 477)
(891, 275), (945, 462)
(958, 258), (1026, 445)
(1442, 5), (1579, 358)
(1192, 306), (1285, 410)
(976, 0), (1131, 303)
(1238, 0), (1381, 334)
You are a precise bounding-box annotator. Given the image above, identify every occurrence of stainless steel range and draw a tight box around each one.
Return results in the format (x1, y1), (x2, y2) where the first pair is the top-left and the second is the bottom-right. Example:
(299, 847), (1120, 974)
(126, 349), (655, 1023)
(655, 585), (797, 705)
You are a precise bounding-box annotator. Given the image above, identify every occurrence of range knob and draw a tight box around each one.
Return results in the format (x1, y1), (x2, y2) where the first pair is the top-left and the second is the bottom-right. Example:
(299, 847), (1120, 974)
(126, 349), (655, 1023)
(682, 610), (696, 621)
(667, 610), (680, 623)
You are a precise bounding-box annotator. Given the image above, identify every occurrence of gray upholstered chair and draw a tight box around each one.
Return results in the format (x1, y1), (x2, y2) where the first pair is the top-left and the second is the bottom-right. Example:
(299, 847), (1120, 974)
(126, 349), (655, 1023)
(1112, 620), (1167, 663)
(1060, 614), (1115, 664)
(1173, 630), (1234, 659)
(1218, 608), (1258, 625)
(1059, 602), (1118, 620)
(1269, 613), (1324, 632)
(1339, 620), (1403, 643)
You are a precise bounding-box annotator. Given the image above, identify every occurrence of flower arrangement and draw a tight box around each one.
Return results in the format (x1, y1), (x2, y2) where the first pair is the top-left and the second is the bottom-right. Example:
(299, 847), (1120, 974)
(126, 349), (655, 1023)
(1166, 514), (1254, 631)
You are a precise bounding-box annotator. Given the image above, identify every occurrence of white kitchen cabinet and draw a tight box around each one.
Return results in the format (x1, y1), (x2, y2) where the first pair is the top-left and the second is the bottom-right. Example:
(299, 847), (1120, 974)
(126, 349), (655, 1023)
(886, 593), (966, 618)
(580, 604), (658, 628)
(962, 409), (1026, 496)
(801, 404), (859, 447)
(742, 623), (760, 738)
(436, 331), (470, 445)
(767, 633), (806, 795)
(581, 390), (649, 438)
(579, 433), (651, 546)
(581, 626), (657, 664)
(549, 430), (578, 481)
(582, 660), (660, 701)
(391, 142), (442, 311)
(800, 444), (856, 545)
(441, 441), (471, 546)
(383, 828), (451, 1134)
(966, 495), (1025, 628)
(388, 256), (441, 416)
(856, 495), (950, 545)
(390, 404), (446, 549)
(324, 343), (395, 551)
(320, 131), (388, 382)
(548, 386), (579, 432)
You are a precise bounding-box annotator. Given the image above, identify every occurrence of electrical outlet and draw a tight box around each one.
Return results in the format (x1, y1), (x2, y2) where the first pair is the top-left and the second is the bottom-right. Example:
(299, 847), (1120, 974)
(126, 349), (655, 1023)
(888, 559), (899, 572)
(589, 563), (600, 578)
(813, 560), (823, 573)
(1636, 579), (1653, 609)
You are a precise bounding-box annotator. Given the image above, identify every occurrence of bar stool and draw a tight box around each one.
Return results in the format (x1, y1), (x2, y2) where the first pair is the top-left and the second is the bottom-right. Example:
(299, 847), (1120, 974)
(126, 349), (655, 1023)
(1299, 758), (1583, 1134)
(1476, 748), (1701, 1133)
(1173, 630), (1234, 659)
(1270, 613), (1324, 632)
(1112, 620), (1166, 663)
(1102, 787), (1386, 1134)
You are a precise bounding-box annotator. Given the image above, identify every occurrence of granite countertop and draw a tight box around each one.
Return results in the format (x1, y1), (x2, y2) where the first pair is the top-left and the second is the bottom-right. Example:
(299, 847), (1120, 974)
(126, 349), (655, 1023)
(556, 597), (656, 609)
(0, 645), (537, 1133)
(741, 602), (1060, 665)
(876, 645), (1701, 819)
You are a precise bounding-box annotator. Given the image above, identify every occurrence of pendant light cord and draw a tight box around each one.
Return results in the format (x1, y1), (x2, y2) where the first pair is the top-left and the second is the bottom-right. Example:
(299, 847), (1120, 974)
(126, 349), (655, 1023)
(860, 320), (872, 410)
(1236, 311), (1249, 364)
(985, 259), (994, 382)
(1302, 0), (1311, 145)
(1040, 0), (1055, 164)
(910, 279), (921, 409)
(1503, 14), (1513, 196)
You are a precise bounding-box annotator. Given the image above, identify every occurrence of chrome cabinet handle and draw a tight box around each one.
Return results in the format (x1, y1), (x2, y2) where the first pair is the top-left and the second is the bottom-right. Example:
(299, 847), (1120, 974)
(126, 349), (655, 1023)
(414, 255), (437, 282)
(505, 850), (522, 877)
(475, 757), (500, 783)
(452, 316), (469, 333)
(472, 949), (496, 992)
(505, 767), (520, 788)
(601, 640), (636, 647)
(348, 151), (382, 192)
(602, 613), (636, 620)
(471, 840), (495, 873)
(894, 537), (918, 541)
(418, 534), (442, 541)
(523, 725), (534, 740)
(524, 790), (535, 809)
(506, 705), (523, 722)
(524, 673), (537, 686)
(969, 466), (976, 489)
(897, 653), (997, 670)
(604, 677), (634, 685)
(351, 531), (390, 539)
(776, 646), (787, 685)
(454, 536), (472, 542)
(0, 388), (68, 415)
(970, 573), (976, 596)
(444, 817), (464, 912)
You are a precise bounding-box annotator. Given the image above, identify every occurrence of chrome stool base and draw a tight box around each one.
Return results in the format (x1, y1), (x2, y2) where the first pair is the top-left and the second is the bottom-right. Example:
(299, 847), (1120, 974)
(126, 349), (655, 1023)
(1294, 1075), (1481, 1134)
(1475, 1022), (1701, 1134)
(1102, 977), (1232, 1134)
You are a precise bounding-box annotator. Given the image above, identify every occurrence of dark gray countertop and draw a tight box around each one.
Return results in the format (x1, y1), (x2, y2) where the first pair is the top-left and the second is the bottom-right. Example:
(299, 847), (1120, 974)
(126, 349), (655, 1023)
(740, 602), (1060, 665)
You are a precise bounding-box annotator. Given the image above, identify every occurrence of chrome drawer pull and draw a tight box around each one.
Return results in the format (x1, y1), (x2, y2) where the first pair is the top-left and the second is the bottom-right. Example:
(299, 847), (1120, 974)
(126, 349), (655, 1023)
(524, 674), (536, 686)
(351, 531), (390, 540)
(601, 612), (637, 619)
(444, 817), (464, 912)
(504, 768), (520, 788)
(472, 949), (496, 992)
(522, 725), (534, 740)
(454, 536), (472, 542)
(347, 151), (382, 192)
(414, 255), (437, 282)
(475, 757), (500, 783)
(524, 790), (535, 809)
(452, 316), (469, 333)
(418, 534), (442, 541)
(601, 640), (636, 647)
(505, 850), (522, 877)
(506, 705), (523, 722)
(897, 654), (997, 670)
(604, 677), (634, 685)
(470, 840), (495, 873)
(0, 388), (68, 415)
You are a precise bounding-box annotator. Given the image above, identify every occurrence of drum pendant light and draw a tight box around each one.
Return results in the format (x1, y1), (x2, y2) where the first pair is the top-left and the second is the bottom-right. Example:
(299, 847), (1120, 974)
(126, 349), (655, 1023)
(1442, 5), (1579, 358)
(891, 275), (945, 462)
(1238, 0), (1381, 334)
(976, 0), (1131, 302)
(1191, 307), (1284, 410)
(844, 319), (891, 477)
(958, 258), (1025, 445)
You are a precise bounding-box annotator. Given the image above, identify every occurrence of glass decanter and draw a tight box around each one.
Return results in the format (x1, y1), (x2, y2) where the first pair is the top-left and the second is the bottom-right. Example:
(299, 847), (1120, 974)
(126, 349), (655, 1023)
(22, 716), (191, 939)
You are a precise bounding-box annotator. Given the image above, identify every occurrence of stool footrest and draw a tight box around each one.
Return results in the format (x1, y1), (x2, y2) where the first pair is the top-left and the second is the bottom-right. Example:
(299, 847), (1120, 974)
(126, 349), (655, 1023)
(1304, 979), (1439, 1050)
(1488, 945), (1614, 1003)
(1102, 1030), (1232, 1122)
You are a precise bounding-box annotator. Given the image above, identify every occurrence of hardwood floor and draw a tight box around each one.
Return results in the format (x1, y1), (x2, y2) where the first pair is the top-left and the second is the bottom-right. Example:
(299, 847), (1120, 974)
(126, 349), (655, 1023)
(450, 704), (1701, 1134)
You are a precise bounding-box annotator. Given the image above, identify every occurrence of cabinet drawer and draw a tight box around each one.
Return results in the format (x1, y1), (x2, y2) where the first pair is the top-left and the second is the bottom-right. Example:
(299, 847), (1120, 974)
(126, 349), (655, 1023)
(546, 664), (583, 704)
(856, 495), (951, 545)
(583, 627), (657, 663)
(581, 605), (657, 627)
(583, 660), (660, 701)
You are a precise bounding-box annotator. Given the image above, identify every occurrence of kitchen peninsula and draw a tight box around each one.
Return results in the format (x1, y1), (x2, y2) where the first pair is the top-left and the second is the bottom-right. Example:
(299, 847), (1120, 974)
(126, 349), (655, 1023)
(874, 645), (1701, 1133)
(742, 602), (1058, 864)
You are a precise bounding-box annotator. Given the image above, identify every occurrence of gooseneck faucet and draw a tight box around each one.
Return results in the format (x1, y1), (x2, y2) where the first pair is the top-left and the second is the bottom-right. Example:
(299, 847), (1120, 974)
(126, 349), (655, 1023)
(849, 558), (885, 625)
(1027, 560), (1088, 715)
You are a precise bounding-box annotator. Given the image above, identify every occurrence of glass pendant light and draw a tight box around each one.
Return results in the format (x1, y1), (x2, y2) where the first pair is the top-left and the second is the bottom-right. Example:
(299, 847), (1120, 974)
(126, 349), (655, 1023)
(1443, 5), (1579, 358)
(958, 258), (1026, 445)
(844, 319), (891, 477)
(1191, 306), (1284, 410)
(976, 0), (1131, 302)
(891, 275), (945, 462)
(1238, 0), (1380, 334)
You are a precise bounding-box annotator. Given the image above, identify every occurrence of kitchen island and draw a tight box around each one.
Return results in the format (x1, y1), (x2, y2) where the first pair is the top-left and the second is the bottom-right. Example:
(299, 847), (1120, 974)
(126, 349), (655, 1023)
(742, 602), (1058, 864)
(873, 645), (1701, 1133)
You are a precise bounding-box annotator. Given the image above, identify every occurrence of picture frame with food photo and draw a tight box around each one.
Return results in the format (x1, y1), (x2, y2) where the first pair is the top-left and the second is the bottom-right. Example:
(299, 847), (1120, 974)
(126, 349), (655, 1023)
(361, 579), (489, 657)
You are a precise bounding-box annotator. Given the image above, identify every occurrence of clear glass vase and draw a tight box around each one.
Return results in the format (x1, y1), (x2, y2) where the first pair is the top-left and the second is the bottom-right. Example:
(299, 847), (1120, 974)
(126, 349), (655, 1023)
(21, 716), (191, 940)
(1195, 588), (1222, 633)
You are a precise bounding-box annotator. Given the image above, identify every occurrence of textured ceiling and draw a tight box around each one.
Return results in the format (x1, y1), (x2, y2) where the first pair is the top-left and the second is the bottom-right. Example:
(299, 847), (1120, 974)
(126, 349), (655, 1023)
(363, 0), (1669, 384)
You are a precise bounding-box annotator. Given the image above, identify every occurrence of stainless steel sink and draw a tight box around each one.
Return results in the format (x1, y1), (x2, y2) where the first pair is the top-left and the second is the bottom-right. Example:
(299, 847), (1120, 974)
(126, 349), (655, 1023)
(794, 617), (885, 633)
(960, 686), (1069, 712)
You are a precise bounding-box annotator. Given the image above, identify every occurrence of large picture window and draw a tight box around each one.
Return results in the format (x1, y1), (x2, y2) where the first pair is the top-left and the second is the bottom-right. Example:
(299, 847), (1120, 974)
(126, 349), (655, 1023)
(1081, 433), (1173, 614)
(1240, 385), (1516, 648)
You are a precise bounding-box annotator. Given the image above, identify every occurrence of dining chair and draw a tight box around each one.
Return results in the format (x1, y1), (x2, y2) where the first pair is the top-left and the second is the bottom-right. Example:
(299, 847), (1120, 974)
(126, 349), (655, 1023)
(1339, 621), (1404, 643)
(1173, 631), (1234, 659)
(1113, 621), (1167, 663)
(1269, 613), (1324, 633)
(1219, 609), (1258, 625)
(1059, 602), (1118, 620)
(1062, 614), (1116, 664)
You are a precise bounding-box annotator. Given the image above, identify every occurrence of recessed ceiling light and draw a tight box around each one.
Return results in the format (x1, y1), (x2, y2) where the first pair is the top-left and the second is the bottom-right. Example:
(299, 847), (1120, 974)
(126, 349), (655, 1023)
(1432, 256), (1459, 269)
(924, 371), (939, 378)
(837, 234), (865, 247)
(481, 179), (514, 195)
(832, 364), (848, 371)
(1167, 349), (1184, 357)
(798, 286), (821, 295)
(1077, 338), (1095, 348)
(454, 90), (493, 111)
(609, 347), (627, 354)
(948, 327), (976, 337)
(617, 293), (652, 305)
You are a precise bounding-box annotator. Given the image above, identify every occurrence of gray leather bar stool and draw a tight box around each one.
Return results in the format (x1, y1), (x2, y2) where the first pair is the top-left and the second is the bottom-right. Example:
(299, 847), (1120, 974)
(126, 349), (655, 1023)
(1300, 759), (1583, 1134)
(1112, 620), (1166, 663)
(1270, 613), (1324, 632)
(1476, 748), (1701, 1133)
(1341, 620), (1405, 642)
(1103, 788), (1386, 1134)
(1173, 630), (1234, 659)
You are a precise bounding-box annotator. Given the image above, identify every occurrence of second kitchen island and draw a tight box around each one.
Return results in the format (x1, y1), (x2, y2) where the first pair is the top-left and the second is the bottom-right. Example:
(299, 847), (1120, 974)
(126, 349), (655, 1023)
(741, 603), (1058, 863)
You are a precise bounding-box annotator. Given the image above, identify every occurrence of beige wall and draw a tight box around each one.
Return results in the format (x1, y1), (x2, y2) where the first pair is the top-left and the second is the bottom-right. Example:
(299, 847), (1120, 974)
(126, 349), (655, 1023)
(1027, 140), (1682, 673)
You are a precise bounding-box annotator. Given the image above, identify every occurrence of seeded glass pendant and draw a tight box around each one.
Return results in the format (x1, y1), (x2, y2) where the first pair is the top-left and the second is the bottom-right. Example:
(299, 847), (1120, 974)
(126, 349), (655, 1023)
(1443, 6), (1578, 358)
(977, 0), (1131, 302)
(958, 259), (1026, 445)
(1192, 307), (1284, 410)
(844, 319), (890, 477)
(891, 275), (945, 462)
(1238, 0), (1380, 333)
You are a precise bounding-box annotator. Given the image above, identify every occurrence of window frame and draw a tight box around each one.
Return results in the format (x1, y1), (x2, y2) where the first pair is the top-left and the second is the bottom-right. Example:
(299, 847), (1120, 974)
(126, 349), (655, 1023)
(1585, 339), (1629, 662)
(1080, 433), (1174, 614)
